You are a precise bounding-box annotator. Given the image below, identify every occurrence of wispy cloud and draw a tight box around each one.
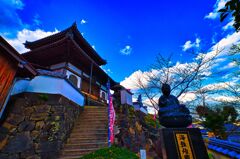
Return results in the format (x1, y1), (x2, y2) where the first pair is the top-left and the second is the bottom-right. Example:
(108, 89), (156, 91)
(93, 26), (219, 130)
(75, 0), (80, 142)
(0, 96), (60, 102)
(211, 32), (218, 44)
(222, 19), (234, 31)
(205, 0), (228, 19)
(0, 0), (25, 34)
(179, 92), (197, 103)
(33, 14), (42, 26)
(101, 67), (113, 74)
(120, 45), (132, 55)
(80, 19), (87, 24)
(4, 28), (59, 53)
(182, 37), (201, 51)
(211, 31), (240, 52)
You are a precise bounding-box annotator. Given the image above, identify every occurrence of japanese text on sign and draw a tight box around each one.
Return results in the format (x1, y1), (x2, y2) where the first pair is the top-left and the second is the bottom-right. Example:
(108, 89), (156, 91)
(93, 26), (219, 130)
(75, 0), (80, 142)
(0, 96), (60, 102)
(175, 133), (194, 159)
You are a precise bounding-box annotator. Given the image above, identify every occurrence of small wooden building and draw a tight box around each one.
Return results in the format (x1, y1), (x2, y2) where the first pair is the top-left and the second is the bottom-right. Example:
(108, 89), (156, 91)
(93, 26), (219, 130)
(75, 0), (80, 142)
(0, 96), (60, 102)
(22, 23), (117, 105)
(0, 36), (37, 118)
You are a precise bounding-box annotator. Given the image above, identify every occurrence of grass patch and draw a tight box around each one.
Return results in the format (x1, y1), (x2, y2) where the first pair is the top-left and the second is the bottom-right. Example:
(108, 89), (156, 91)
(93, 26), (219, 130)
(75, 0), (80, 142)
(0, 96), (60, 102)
(80, 146), (139, 159)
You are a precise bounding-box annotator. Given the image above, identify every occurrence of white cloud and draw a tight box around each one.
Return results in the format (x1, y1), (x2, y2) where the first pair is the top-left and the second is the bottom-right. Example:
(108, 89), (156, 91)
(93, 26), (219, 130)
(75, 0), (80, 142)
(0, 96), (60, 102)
(211, 32), (218, 44)
(121, 70), (147, 90)
(195, 31), (240, 65)
(121, 29), (240, 106)
(182, 41), (192, 51)
(120, 45), (132, 55)
(179, 92), (197, 103)
(33, 14), (41, 26)
(2, 0), (24, 9)
(200, 82), (232, 92)
(222, 19), (234, 31)
(0, 0), (25, 31)
(205, 0), (228, 19)
(221, 61), (237, 70)
(211, 31), (240, 52)
(143, 97), (159, 108)
(80, 19), (87, 24)
(4, 28), (59, 53)
(101, 66), (113, 74)
(212, 96), (239, 103)
(182, 38), (201, 51)
(120, 60), (212, 94)
(105, 68), (113, 74)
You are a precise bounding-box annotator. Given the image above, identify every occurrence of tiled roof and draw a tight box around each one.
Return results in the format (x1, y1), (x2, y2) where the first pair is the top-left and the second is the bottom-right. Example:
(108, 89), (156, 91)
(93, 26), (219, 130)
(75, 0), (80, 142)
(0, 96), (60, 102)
(208, 138), (240, 158)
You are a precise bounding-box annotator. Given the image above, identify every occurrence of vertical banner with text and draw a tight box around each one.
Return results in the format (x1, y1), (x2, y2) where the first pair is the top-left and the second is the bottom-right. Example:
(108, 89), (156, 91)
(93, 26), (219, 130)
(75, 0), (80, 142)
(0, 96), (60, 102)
(107, 80), (115, 146)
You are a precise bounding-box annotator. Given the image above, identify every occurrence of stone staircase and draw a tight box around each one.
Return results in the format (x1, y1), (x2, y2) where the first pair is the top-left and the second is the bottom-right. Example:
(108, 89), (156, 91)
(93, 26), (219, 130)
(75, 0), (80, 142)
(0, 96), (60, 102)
(59, 106), (108, 159)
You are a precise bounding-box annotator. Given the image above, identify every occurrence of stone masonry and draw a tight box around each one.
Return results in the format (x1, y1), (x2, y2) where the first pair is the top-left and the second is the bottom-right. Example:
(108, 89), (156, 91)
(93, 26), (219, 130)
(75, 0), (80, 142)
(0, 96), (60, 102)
(0, 93), (83, 159)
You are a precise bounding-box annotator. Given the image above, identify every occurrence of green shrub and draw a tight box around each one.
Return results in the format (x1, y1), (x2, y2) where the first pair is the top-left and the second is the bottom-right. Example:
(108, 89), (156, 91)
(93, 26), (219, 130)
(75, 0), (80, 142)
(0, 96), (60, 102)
(80, 146), (138, 159)
(144, 114), (160, 128)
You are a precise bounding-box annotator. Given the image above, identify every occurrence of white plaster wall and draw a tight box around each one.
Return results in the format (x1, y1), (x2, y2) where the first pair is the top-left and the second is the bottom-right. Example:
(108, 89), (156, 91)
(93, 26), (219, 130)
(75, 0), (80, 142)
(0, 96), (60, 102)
(11, 76), (84, 106)
(120, 90), (133, 105)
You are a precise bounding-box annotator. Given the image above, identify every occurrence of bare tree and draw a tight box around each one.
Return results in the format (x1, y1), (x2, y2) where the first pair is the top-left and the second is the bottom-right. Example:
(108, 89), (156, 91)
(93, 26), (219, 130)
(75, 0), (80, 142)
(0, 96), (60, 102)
(218, 44), (240, 106)
(134, 49), (222, 111)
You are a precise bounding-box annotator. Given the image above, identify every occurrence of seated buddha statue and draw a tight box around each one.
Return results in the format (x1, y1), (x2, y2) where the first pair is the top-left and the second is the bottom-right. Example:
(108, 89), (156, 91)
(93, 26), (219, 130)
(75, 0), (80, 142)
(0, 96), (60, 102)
(158, 84), (192, 128)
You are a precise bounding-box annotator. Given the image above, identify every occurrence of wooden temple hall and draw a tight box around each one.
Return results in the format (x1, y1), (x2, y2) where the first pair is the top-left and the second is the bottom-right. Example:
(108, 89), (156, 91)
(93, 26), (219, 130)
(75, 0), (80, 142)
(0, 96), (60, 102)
(21, 23), (117, 105)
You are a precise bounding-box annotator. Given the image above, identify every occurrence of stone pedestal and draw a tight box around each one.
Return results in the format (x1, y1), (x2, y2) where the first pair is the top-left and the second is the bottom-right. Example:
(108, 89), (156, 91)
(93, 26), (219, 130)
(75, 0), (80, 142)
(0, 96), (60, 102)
(158, 128), (209, 159)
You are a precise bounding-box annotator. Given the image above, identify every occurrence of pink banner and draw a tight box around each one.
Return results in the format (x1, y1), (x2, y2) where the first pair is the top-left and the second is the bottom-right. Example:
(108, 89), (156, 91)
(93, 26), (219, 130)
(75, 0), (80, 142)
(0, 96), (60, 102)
(109, 95), (115, 143)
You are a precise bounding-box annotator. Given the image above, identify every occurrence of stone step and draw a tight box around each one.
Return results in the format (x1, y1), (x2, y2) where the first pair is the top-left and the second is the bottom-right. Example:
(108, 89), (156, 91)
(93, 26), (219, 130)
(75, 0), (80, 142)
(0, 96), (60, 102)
(78, 115), (108, 119)
(84, 106), (107, 108)
(59, 105), (109, 159)
(75, 123), (107, 126)
(73, 125), (108, 129)
(75, 121), (108, 125)
(67, 139), (108, 144)
(68, 136), (107, 142)
(76, 118), (108, 121)
(64, 142), (107, 149)
(70, 132), (107, 138)
(74, 123), (107, 127)
(59, 155), (83, 159)
(83, 109), (107, 111)
(71, 129), (107, 133)
(62, 148), (100, 155)
(81, 112), (108, 115)
(83, 108), (107, 110)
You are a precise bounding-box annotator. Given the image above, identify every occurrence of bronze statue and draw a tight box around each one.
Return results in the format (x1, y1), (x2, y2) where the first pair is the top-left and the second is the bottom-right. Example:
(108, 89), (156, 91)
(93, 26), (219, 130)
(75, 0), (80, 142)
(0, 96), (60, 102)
(158, 84), (192, 128)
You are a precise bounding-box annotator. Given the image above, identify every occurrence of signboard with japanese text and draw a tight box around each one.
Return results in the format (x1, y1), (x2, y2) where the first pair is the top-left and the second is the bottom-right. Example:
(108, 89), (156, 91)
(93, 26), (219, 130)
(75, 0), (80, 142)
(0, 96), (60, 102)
(175, 133), (195, 159)
(158, 128), (209, 159)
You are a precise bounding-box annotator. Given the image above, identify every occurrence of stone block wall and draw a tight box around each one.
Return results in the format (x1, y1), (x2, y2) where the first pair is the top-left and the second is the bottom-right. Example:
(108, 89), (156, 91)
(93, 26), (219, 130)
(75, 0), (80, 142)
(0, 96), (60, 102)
(114, 105), (161, 158)
(0, 93), (83, 159)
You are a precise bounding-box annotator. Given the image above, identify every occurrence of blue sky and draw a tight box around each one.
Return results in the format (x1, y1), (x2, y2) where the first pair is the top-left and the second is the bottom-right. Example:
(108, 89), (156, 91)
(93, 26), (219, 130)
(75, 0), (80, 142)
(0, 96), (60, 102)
(1, 0), (240, 105)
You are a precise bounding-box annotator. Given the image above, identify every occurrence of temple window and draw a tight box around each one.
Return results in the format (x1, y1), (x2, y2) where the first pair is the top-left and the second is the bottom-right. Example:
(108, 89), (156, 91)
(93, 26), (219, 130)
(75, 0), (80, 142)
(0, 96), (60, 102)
(100, 90), (107, 100)
(66, 71), (81, 89)
(101, 92), (105, 100)
(69, 74), (78, 88)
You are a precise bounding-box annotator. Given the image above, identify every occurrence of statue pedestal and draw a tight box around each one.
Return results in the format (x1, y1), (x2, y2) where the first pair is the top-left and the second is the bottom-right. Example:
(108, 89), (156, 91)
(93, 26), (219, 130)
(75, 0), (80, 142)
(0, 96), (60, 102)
(158, 128), (209, 159)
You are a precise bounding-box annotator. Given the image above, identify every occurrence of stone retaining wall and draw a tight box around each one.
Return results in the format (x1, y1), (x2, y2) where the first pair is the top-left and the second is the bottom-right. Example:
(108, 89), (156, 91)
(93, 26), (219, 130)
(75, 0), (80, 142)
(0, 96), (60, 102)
(0, 93), (83, 159)
(114, 105), (161, 158)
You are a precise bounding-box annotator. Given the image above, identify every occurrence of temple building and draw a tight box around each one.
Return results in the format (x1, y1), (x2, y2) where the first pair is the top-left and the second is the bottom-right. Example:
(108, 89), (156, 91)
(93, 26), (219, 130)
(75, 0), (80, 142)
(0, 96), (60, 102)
(17, 22), (117, 106)
(0, 23), (136, 159)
